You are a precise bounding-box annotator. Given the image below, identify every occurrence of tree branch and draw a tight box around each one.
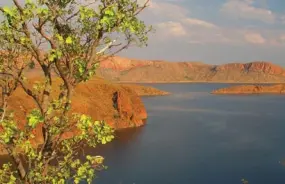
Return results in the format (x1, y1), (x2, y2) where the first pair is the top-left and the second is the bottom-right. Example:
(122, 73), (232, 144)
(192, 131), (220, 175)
(96, 39), (116, 55)
(134, 0), (150, 16)
(0, 72), (43, 113)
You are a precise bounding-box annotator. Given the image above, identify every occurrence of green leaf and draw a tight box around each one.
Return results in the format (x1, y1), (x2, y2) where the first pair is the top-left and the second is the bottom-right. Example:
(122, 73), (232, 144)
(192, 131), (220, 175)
(66, 36), (73, 44)
(102, 138), (106, 144)
(56, 34), (64, 43)
(3, 7), (13, 16)
(27, 109), (44, 128)
(105, 9), (114, 16)
(48, 54), (56, 62)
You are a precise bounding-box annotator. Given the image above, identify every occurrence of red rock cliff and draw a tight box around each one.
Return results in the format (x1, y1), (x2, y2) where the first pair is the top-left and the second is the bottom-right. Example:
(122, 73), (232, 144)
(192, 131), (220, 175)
(3, 78), (149, 143)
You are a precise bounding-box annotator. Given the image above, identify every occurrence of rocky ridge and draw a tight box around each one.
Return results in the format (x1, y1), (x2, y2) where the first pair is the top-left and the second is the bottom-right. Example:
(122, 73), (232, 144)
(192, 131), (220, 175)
(98, 56), (285, 83)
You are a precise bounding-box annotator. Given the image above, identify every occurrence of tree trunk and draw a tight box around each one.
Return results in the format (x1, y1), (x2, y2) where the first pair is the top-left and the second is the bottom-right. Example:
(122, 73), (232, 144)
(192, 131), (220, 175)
(6, 147), (27, 182)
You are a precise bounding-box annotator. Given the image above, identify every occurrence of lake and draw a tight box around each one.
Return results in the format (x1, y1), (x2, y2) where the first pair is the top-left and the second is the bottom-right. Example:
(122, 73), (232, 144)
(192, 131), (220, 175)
(93, 83), (285, 184)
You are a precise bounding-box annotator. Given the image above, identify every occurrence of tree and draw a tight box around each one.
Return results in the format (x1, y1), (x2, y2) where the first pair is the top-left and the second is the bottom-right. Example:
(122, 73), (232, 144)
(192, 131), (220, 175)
(0, 0), (151, 183)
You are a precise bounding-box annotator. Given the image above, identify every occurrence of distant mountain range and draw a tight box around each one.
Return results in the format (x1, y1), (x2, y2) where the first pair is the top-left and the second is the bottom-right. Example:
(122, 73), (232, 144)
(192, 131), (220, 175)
(97, 56), (285, 83)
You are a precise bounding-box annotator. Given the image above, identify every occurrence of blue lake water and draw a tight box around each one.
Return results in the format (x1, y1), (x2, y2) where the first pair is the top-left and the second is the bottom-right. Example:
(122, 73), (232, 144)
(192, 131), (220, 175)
(94, 83), (285, 184)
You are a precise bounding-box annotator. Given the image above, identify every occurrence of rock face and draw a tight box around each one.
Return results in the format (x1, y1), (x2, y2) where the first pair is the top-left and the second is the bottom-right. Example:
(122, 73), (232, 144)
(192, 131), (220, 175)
(2, 78), (168, 144)
(71, 80), (148, 130)
(98, 57), (285, 83)
(212, 84), (285, 94)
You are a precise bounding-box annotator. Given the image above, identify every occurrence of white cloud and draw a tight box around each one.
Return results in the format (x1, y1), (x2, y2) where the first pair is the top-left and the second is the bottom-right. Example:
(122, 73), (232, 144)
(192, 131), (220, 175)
(156, 21), (187, 37)
(182, 18), (218, 28)
(149, 1), (189, 19)
(146, 1), (219, 40)
(244, 32), (266, 44)
(221, 0), (275, 23)
(140, 0), (285, 47)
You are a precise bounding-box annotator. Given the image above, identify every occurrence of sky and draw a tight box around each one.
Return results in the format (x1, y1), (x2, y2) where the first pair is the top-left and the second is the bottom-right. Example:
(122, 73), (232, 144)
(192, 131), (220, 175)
(1, 0), (285, 65)
(118, 0), (285, 65)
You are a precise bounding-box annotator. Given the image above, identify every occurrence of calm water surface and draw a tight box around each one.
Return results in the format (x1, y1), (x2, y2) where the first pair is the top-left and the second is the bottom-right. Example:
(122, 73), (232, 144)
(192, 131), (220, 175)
(92, 83), (285, 184)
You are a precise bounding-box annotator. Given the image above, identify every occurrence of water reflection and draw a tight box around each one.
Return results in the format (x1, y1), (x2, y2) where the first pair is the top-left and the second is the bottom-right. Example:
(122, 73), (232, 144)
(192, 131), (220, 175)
(148, 105), (260, 116)
(79, 125), (146, 160)
(115, 127), (145, 144)
(0, 125), (146, 184)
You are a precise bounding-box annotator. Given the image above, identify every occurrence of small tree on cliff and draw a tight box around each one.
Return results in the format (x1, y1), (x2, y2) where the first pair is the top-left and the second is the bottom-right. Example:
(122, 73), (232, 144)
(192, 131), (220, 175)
(0, 0), (151, 183)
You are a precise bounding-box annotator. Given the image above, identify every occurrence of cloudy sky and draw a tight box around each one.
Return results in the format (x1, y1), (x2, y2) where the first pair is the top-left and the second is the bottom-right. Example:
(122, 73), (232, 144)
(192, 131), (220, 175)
(118, 0), (285, 65)
(1, 0), (285, 65)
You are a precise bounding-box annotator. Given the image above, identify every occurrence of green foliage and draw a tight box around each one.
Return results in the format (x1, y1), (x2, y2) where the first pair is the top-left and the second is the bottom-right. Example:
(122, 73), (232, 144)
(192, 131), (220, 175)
(48, 49), (63, 62)
(75, 114), (114, 146)
(27, 109), (44, 128)
(0, 163), (17, 184)
(0, 0), (150, 183)
(0, 119), (18, 144)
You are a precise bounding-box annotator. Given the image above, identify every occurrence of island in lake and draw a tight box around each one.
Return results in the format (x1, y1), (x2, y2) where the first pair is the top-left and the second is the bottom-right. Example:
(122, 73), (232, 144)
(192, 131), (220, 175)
(212, 84), (285, 94)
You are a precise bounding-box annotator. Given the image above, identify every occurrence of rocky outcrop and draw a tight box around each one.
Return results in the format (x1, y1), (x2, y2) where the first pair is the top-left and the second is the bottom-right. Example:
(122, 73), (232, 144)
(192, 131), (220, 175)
(2, 78), (168, 144)
(108, 90), (146, 129)
(212, 84), (285, 94)
(98, 57), (285, 83)
(213, 61), (285, 75)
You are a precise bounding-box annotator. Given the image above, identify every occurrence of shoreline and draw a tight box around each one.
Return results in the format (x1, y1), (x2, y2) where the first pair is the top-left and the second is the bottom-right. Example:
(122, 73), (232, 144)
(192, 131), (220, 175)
(117, 81), (285, 84)
(211, 92), (285, 95)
